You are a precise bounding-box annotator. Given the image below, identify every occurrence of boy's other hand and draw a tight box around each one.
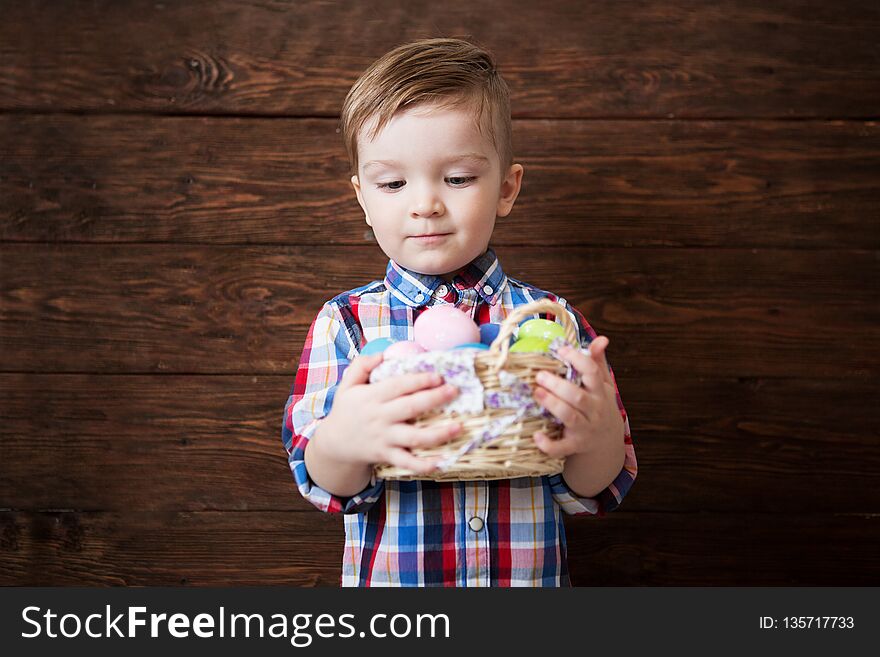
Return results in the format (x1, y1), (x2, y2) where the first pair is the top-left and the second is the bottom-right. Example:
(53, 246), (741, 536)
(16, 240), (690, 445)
(319, 352), (462, 474)
(531, 336), (626, 458)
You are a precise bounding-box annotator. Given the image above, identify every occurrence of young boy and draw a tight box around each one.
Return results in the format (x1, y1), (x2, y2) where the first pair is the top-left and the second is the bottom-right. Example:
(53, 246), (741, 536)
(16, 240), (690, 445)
(281, 37), (637, 587)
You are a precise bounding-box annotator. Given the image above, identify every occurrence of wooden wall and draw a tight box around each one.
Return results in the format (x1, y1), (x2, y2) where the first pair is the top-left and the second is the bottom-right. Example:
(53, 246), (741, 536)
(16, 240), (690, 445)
(2, 0), (878, 585)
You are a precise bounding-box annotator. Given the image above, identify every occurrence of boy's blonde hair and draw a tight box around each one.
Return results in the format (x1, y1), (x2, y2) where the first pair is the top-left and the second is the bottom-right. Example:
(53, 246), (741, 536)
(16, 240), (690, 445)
(340, 37), (513, 180)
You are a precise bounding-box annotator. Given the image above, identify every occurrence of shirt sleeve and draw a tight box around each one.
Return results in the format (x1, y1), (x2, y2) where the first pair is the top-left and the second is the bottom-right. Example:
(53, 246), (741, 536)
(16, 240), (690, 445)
(546, 296), (638, 517)
(281, 300), (385, 514)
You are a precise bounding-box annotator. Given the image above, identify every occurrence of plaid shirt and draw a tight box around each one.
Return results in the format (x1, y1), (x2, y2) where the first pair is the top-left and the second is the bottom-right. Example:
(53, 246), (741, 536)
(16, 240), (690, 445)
(281, 247), (637, 586)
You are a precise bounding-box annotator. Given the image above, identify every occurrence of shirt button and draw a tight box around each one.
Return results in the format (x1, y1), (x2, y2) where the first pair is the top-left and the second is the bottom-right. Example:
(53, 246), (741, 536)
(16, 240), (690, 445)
(483, 285), (493, 295)
(436, 284), (448, 297)
(414, 292), (424, 302)
(468, 516), (484, 532)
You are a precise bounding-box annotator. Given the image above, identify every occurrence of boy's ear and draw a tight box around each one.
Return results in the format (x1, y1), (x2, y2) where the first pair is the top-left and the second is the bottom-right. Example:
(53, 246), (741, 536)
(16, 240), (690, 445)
(350, 174), (372, 227)
(496, 163), (524, 218)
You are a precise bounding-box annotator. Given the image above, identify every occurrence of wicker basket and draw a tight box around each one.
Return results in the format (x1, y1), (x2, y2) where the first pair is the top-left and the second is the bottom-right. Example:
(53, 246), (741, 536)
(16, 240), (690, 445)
(373, 298), (582, 481)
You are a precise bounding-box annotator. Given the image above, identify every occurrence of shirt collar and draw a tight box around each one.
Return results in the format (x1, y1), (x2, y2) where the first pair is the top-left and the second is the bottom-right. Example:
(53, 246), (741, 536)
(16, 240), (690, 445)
(384, 246), (508, 307)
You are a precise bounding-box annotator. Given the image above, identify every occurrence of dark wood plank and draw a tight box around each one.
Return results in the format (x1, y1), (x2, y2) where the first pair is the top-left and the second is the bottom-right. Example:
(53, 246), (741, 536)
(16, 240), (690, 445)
(1, 245), (876, 377)
(0, 373), (314, 514)
(2, 116), (878, 248)
(564, 512), (880, 585)
(1, 510), (877, 585)
(1, 373), (878, 514)
(2, 1), (878, 117)
(0, 510), (343, 586)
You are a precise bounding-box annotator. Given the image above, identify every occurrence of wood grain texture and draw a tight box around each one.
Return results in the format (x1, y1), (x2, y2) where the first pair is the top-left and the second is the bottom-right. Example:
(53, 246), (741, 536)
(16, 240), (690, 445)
(1, 244), (876, 377)
(1, 510), (877, 586)
(0, 510), (343, 587)
(1, 373), (878, 514)
(563, 512), (880, 586)
(2, 1), (878, 586)
(2, 116), (878, 248)
(2, 1), (878, 117)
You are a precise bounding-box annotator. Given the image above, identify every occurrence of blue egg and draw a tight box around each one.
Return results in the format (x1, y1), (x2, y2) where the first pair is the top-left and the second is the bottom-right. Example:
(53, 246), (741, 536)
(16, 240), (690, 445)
(479, 323), (500, 345)
(360, 337), (396, 356)
(479, 322), (514, 348)
(453, 342), (490, 350)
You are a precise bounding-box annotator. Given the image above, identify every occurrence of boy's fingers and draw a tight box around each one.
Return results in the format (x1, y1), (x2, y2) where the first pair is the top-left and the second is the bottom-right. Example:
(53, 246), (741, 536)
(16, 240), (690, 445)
(533, 431), (577, 458)
(338, 353), (384, 391)
(385, 447), (440, 475)
(384, 383), (459, 423)
(536, 372), (590, 413)
(393, 421), (463, 449)
(587, 336), (614, 386)
(560, 337), (613, 390)
(371, 371), (445, 402)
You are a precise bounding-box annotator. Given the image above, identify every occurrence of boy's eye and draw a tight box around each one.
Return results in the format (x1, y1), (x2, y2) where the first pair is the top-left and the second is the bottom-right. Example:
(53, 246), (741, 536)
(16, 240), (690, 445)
(376, 180), (405, 190)
(375, 176), (477, 191)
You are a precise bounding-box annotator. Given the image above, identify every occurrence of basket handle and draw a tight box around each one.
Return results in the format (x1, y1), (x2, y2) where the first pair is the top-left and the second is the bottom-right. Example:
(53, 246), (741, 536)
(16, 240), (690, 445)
(488, 298), (580, 372)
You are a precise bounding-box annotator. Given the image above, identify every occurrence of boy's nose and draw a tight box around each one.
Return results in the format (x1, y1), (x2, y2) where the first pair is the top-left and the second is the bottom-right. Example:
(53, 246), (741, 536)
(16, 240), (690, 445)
(411, 197), (444, 217)
(408, 180), (445, 217)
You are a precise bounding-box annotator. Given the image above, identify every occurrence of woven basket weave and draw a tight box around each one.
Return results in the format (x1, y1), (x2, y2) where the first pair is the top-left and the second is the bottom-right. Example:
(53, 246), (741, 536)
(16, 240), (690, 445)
(373, 298), (581, 481)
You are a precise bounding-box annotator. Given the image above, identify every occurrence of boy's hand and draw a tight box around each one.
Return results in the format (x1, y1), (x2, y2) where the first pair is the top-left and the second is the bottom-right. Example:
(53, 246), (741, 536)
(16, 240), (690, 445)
(530, 336), (625, 458)
(318, 352), (462, 474)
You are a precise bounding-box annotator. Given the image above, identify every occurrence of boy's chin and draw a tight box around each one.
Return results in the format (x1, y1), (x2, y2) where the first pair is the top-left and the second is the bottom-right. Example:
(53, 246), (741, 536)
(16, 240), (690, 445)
(423, 258), (486, 278)
(406, 263), (463, 278)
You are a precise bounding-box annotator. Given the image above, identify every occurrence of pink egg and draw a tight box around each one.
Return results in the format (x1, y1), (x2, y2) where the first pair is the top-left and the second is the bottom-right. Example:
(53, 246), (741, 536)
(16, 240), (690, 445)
(383, 340), (427, 360)
(413, 305), (480, 350)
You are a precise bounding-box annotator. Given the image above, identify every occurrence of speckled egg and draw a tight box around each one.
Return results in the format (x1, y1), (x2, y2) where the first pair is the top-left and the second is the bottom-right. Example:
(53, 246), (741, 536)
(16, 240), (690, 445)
(518, 318), (566, 342)
(509, 337), (552, 353)
(413, 305), (480, 351)
(360, 337), (396, 356)
(383, 340), (428, 360)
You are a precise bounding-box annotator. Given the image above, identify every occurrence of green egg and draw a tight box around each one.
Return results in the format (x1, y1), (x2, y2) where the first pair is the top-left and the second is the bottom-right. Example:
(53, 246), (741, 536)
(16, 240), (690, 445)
(509, 337), (552, 353)
(518, 318), (565, 342)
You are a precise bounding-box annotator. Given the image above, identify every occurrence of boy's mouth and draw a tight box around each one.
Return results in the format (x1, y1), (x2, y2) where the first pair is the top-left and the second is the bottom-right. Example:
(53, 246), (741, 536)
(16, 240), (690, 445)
(409, 233), (452, 244)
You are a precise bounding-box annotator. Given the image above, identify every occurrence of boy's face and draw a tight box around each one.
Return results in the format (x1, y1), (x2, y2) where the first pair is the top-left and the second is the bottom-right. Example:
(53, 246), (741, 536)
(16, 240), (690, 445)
(350, 103), (523, 281)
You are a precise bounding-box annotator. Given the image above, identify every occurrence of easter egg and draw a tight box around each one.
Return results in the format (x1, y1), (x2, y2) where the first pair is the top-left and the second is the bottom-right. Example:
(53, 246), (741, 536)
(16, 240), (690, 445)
(360, 337), (396, 356)
(518, 318), (566, 342)
(413, 305), (480, 351)
(477, 322), (506, 345)
(383, 340), (427, 360)
(453, 342), (490, 350)
(479, 323), (515, 348)
(509, 337), (552, 353)
(479, 322), (501, 345)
